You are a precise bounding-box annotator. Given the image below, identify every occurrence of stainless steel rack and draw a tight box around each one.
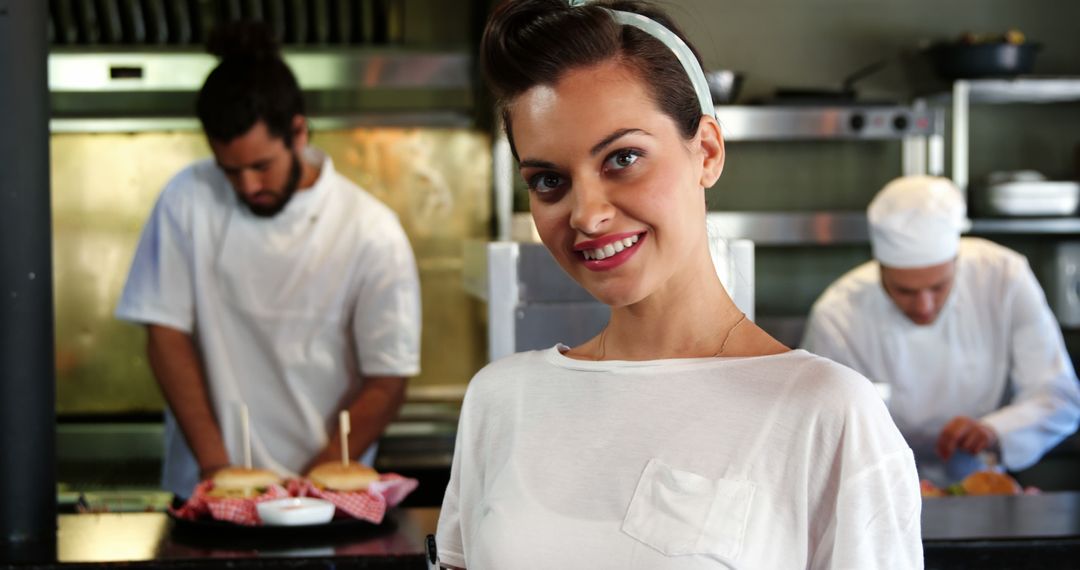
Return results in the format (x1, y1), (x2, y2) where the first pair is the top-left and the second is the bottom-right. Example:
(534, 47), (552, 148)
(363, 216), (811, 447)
(714, 105), (941, 141)
(941, 77), (1080, 195)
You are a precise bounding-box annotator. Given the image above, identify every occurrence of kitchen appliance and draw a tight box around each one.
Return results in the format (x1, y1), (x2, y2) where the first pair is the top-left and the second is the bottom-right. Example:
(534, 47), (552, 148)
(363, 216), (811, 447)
(1051, 241), (1080, 328)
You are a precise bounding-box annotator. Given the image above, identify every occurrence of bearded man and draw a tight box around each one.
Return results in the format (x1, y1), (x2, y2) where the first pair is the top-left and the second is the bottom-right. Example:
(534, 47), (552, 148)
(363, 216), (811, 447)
(116, 22), (420, 500)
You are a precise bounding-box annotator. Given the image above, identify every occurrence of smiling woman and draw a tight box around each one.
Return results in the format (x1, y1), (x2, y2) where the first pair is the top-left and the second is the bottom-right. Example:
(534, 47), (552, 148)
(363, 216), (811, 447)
(435, 1), (923, 568)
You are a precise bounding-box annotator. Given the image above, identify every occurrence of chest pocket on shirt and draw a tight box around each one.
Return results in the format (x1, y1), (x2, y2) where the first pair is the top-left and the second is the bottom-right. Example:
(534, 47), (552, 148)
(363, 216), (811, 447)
(622, 458), (755, 561)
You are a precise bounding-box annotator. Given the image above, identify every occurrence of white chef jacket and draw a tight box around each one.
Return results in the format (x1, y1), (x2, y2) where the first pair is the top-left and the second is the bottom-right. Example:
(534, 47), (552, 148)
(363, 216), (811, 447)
(116, 148), (421, 497)
(437, 347), (922, 569)
(803, 237), (1080, 479)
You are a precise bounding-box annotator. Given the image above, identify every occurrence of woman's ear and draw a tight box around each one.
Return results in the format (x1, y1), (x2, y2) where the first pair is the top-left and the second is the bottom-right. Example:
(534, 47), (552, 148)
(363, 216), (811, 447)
(696, 115), (725, 188)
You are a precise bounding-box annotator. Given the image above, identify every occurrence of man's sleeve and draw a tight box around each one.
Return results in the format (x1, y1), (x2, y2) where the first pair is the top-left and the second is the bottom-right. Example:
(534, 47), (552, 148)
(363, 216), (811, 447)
(351, 217), (421, 377)
(114, 182), (196, 333)
(981, 258), (1080, 470)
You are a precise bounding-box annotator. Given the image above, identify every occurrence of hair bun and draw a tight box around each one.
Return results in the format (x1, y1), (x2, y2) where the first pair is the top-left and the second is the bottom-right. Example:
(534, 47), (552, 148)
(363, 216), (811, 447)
(207, 21), (281, 62)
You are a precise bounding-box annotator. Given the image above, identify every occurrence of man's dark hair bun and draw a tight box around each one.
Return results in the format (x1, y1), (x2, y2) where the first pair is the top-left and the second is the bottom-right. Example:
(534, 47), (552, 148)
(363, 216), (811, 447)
(207, 21), (281, 62)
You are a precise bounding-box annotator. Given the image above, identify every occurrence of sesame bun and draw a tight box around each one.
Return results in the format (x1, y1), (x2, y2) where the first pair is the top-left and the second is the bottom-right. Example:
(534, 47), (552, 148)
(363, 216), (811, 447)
(308, 462), (380, 492)
(961, 470), (1020, 496)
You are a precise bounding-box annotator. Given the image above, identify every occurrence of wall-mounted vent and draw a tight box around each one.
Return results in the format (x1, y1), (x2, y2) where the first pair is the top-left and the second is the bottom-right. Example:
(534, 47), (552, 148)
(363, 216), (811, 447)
(48, 0), (405, 47)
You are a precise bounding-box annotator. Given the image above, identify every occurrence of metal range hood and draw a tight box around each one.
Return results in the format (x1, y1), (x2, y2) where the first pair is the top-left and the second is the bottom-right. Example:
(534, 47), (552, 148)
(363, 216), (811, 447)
(47, 0), (477, 129)
(49, 49), (475, 130)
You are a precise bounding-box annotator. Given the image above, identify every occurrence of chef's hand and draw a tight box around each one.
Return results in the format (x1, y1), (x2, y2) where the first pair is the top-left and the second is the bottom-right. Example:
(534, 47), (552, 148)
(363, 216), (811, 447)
(936, 416), (998, 460)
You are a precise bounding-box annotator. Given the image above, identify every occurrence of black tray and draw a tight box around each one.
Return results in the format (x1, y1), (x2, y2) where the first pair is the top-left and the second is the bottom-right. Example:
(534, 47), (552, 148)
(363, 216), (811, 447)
(167, 509), (397, 547)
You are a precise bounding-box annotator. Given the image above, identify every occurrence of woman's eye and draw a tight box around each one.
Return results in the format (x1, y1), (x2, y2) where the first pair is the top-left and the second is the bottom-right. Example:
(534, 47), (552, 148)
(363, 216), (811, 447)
(526, 172), (566, 194)
(605, 149), (642, 171)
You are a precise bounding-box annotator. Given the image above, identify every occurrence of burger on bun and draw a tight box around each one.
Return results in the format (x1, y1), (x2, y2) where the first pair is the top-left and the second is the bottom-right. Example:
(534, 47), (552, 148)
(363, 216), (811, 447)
(208, 466), (282, 498)
(960, 470), (1020, 496)
(308, 462), (379, 492)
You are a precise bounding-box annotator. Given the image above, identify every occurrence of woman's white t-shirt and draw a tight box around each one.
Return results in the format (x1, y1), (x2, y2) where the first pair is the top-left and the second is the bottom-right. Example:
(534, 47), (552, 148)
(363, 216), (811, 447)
(436, 347), (922, 569)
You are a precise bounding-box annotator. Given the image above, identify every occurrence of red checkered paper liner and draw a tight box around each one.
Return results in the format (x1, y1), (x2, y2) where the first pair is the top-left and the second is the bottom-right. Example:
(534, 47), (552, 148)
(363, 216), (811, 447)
(288, 474), (418, 525)
(170, 480), (291, 526)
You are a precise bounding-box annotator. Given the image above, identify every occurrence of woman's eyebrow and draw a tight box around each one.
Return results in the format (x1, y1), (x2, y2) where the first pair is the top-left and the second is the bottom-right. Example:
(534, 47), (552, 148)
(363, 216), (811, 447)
(590, 128), (649, 156)
(518, 128), (650, 169)
(519, 159), (557, 169)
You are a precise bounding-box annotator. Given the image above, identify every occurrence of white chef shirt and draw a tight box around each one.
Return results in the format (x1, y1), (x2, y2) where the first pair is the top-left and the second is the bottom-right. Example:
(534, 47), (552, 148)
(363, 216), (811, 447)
(803, 238), (1080, 479)
(116, 148), (421, 497)
(437, 347), (922, 569)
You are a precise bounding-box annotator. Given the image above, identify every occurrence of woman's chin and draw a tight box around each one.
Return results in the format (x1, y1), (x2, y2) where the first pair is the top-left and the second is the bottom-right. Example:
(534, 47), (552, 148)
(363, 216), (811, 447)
(581, 284), (646, 308)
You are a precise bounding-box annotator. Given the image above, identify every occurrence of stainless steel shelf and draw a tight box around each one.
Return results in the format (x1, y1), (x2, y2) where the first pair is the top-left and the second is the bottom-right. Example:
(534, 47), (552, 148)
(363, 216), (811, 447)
(706, 211), (869, 245)
(932, 77), (1080, 105)
(715, 106), (942, 141)
(48, 50), (471, 92)
(709, 212), (1080, 243)
(969, 217), (1080, 235)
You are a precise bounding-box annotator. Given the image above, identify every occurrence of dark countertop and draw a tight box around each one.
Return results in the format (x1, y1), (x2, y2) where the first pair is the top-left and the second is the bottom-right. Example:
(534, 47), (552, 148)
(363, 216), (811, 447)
(9, 508), (438, 569)
(922, 492), (1080, 569)
(8, 495), (1080, 568)
(922, 492), (1080, 541)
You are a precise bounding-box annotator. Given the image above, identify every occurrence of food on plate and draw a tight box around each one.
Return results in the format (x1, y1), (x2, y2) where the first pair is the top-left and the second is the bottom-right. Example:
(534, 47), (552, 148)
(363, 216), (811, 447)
(308, 462), (380, 492)
(960, 470), (1021, 496)
(921, 471), (1022, 498)
(920, 479), (947, 498)
(207, 466), (283, 498)
(959, 28), (1026, 45)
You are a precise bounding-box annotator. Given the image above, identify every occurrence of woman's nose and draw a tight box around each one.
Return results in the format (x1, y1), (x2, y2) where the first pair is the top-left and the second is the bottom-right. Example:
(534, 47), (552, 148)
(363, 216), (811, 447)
(569, 177), (614, 235)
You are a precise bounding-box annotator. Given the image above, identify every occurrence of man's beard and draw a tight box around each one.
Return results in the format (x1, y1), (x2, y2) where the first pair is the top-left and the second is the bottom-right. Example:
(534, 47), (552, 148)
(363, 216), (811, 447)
(244, 152), (302, 217)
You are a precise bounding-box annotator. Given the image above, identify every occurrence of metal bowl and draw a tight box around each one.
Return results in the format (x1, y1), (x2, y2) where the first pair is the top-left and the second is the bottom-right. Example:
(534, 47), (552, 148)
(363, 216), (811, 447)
(705, 70), (745, 105)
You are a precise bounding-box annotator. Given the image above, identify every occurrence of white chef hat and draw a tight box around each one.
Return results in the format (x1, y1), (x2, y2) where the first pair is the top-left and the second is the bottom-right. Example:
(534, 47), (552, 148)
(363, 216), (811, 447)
(868, 176), (967, 268)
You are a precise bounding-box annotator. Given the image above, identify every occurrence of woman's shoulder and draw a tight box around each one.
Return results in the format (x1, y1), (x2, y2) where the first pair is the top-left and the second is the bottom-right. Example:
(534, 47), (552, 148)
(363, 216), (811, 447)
(771, 350), (887, 414)
(461, 349), (554, 399)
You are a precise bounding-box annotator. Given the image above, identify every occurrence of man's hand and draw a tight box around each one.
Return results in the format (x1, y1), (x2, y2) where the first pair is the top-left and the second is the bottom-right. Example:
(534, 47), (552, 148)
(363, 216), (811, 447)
(936, 416), (998, 460)
(302, 376), (407, 474)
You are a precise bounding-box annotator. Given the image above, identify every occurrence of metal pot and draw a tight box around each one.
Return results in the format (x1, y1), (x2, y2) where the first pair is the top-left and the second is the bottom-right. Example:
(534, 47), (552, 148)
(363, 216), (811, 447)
(928, 42), (1041, 79)
(705, 70), (744, 105)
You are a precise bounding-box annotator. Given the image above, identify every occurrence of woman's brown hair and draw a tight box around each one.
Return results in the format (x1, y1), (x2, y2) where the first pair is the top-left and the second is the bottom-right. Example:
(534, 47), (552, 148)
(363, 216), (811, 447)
(481, 0), (705, 158)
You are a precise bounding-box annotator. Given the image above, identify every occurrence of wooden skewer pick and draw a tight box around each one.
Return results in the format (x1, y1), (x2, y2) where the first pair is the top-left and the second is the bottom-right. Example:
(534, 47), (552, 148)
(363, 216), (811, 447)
(240, 403), (252, 469)
(339, 410), (351, 466)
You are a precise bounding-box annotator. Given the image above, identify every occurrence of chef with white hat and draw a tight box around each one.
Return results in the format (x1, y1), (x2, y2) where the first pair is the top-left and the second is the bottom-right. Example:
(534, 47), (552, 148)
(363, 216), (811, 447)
(803, 175), (1080, 484)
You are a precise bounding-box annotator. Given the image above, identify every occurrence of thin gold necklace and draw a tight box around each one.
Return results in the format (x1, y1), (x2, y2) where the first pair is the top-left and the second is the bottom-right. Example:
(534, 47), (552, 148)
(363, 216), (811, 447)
(596, 312), (747, 360)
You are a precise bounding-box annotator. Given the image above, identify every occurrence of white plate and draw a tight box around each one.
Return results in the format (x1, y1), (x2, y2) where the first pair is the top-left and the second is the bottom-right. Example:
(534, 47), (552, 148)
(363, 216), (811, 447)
(256, 497), (336, 526)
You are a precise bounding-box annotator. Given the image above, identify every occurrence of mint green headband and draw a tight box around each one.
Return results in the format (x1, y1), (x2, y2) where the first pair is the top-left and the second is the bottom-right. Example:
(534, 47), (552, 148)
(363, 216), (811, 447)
(569, 1), (715, 118)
